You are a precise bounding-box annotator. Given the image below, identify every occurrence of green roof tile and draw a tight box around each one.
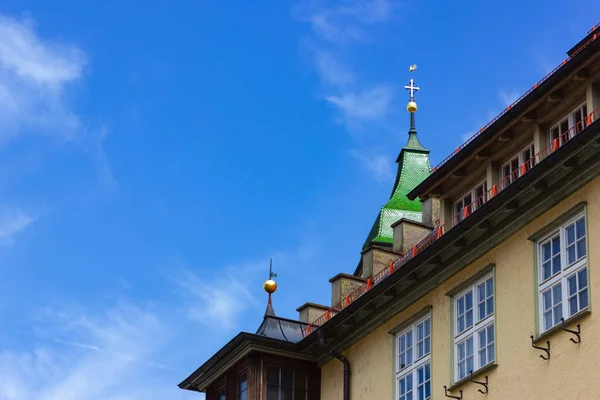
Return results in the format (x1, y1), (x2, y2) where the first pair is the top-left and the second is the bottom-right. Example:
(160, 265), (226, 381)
(363, 131), (431, 249)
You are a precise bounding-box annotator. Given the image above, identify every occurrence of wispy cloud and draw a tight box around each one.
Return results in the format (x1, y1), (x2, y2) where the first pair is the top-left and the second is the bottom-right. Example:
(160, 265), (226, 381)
(498, 88), (520, 107)
(0, 14), (115, 187)
(172, 240), (321, 331)
(326, 85), (393, 123)
(296, 0), (401, 182)
(349, 149), (393, 183)
(173, 267), (258, 331)
(0, 209), (33, 242)
(0, 304), (183, 400)
(0, 14), (85, 141)
(298, 0), (397, 44)
(314, 51), (355, 86)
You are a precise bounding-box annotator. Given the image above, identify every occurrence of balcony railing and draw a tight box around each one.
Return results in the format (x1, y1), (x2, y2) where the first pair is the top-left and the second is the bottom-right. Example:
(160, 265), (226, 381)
(303, 106), (600, 337)
(430, 29), (599, 175)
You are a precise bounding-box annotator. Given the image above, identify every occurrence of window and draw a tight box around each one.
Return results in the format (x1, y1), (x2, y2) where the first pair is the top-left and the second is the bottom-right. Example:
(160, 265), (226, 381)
(453, 274), (495, 382)
(454, 181), (487, 222)
(538, 214), (588, 332)
(500, 143), (534, 189)
(396, 314), (431, 400)
(267, 367), (307, 400)
(237, 373), (247, 400)
(549, 103), (588, 145)
(219, 392), (226, 400)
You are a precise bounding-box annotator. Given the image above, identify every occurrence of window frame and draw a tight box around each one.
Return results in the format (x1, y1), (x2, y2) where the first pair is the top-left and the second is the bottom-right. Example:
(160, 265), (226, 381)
(236, 372), (248, 400)
(395, 313), (432, 400)
(549, 102), (588, 145)
(499, 142), (535, 188)
(452, 272), (495, 383)
(266, 366), (307, 400)
(536, 212), (590, 334)
(454, 180), (488, 220)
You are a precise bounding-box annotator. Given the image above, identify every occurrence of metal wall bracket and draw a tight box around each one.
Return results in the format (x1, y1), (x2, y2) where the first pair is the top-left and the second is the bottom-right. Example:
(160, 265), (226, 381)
(470, 372), (488, 394)
(561, 318), (581, 344)
(444, 386), (463, 400)
(530, 335), (550, 360)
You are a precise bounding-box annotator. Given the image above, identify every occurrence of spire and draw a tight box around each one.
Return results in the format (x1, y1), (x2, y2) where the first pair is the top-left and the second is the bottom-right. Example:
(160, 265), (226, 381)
(362, 65), (431, 250)
(262, 258), (278, 317)
(400, 65), (427, 156)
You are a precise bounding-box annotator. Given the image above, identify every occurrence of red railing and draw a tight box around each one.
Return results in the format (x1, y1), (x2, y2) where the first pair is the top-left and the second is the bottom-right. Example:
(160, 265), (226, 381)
(429, 29), (599, 175)
(303, 106), (600, 336)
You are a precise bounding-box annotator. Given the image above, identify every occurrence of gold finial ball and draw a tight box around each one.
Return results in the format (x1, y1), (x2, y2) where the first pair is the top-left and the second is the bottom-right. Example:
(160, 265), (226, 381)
(263, 279), (277, 294)
(407, 101), (418, 113)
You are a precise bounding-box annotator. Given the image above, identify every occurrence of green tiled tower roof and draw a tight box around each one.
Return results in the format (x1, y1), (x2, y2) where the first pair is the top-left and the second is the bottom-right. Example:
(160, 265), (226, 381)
(363, 110), (431, 250)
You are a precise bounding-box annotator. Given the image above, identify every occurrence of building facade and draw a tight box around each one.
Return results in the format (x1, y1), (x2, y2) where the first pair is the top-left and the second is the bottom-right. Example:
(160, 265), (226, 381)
(180, 24), (600, 400)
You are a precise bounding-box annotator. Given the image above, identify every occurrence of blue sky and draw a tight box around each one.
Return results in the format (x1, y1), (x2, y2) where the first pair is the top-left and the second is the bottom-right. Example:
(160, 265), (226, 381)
(0, 1), (597, 399)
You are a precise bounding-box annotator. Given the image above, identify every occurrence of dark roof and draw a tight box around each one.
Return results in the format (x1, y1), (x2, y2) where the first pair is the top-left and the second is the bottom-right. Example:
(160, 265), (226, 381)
(180, 296), (311, 393)
(178, 332), (307, 392)
(408, 27), (600, 201)
(255, 315), (308, 343)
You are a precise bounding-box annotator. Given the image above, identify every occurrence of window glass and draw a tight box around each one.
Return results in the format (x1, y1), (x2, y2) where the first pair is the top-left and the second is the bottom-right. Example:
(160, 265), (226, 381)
(237, 373), (248, 400)
(396, 315), (431, 400)
(454, 274), (495, 382)
(538, 213), (589, 333)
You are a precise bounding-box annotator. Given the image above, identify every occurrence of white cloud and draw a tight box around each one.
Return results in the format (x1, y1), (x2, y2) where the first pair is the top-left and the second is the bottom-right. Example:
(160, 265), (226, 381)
(0, 15), (86, 142)
(0, 304), (188, 400)
(173, 267), (258, 331)
(0, 14), (115, 191)
(314, 51), (355, 86)
(0, 210), (33, 241)
(172, 240), (321, 331)
(0, 16), (85, 86)
(299, 0), (397, 44)
(326, 85), (393, 122)
(349, 149), (393, 183)
(498, 88), (520, 107)
(296, 2), (401, 181)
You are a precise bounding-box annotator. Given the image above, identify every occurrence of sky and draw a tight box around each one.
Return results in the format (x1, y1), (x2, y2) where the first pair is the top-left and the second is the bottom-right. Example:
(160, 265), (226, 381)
(0, 1), (597, 399)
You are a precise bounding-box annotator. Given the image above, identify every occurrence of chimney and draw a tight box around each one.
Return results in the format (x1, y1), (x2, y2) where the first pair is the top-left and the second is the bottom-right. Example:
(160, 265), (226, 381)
(297, 302), (330, 324)
(391, 218), (433, 254)
(329, 273), (366, 306)
(360, 245), (399, 278)
(421, 197), (440, 227)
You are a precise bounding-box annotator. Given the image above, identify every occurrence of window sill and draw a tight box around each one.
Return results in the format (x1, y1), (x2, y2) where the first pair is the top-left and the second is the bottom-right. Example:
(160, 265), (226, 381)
(447, 363), (498, 391)
(534, 309), (591, 344)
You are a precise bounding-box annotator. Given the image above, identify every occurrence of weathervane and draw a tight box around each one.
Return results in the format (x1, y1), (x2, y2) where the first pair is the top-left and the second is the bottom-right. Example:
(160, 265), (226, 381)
(405, 65), (419, 132)
(263, 258), (278, 294)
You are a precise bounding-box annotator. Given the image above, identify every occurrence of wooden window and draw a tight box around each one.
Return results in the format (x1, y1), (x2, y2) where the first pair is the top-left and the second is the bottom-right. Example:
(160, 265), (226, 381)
(395, 314), (432, 400)
(267, 367), (307, 400)
(538, 214), (589, 332)
(453, 274), (495, 381)
(237, 373), (248, 400)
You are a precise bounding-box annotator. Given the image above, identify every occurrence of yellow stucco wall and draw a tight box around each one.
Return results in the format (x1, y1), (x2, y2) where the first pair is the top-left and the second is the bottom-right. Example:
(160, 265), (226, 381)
(321, 176), (600, 399)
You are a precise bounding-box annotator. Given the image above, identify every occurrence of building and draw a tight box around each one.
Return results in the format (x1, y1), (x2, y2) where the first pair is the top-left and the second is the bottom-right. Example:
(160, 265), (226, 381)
(179, 24), (600, 399)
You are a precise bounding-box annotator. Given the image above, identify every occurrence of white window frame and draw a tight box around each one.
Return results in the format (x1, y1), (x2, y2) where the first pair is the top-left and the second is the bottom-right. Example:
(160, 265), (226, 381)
(454, 180), (487, 221)
(549, 102), (588, 145)
(499, 142), (535, 189)
(453, 273), (495, 382)
(395, 314), (432, 400)
(537, 213), (589, 333)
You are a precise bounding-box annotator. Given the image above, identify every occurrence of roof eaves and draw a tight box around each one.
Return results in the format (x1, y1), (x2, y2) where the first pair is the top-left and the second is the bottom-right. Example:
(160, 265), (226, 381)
(407, 31), (600, 201)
